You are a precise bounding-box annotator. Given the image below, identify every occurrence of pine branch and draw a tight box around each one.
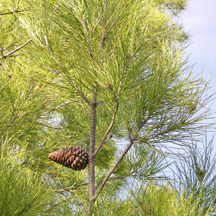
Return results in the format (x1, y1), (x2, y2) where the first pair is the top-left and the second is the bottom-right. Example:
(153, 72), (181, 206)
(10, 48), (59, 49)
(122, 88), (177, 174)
(44, 36), (92, 106)
(130, 112), (152, 138)
(93, 58), (132, 196)
(99, 4), (125, 57)
(94, 83), (119, 156)
(94, 140), (134, 200)
(94, 104), (154, 199)
(136, 113), (152, 133)
(0, 39), (32, 60)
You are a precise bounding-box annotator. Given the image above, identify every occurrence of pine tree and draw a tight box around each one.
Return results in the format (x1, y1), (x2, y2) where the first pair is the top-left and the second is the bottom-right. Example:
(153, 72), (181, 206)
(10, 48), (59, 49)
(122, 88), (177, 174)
(1, 0), (215, 215)
(0, 1), (53, 215)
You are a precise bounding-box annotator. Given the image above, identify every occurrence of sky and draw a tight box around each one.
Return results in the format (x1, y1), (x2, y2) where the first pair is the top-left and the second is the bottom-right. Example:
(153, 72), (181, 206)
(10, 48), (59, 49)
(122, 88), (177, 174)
(180, 0), (216, 90)
(179, 0), (216, 136)
(162, 0), (216, 176)
(175, 1), (216, 196)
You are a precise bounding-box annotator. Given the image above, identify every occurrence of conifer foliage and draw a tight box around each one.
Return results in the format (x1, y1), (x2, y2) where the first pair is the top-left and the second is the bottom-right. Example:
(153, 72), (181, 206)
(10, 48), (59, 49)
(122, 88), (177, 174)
(0, 0), (216, 215)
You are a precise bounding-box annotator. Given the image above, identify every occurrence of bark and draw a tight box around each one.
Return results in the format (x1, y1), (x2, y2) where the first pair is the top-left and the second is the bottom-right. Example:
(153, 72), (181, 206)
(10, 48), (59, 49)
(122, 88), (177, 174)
(87, 89), (97, 216)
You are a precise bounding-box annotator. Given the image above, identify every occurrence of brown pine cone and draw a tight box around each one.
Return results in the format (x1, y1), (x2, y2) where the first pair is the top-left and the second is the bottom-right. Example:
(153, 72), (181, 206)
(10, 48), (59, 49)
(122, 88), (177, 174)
(48, 146), (88, 170)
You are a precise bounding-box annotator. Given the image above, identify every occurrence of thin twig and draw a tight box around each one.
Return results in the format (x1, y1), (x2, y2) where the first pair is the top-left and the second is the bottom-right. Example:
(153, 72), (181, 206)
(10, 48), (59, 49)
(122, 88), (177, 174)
(41, 65), (60, 73)
(96, 174), (163, 189)
(0, 10), (28, 16)
(44, 35), (60, 65)
(103, 2), (129, 42)
(103, 0), (107, 12)
(41, 100), (73, 117)
(96, 175), (130, 188)
(94, 140), (134, 200)
(103, 12), (122, 40)
(66, 79), (91, 106)
(96, 101), (103, 106)
(21, 156), (37, 166)
(94, 131), (113, 157)
(44, 36), (91, 106)
(9, 82), (34, 124)
(0, 39), (32, 60)
(94, 83), (119, 156)
(44, 196), (72, 213)
(136, 112), (152, 134)
(93, 41), (134, 199)
(93, 106), (155, 199)
(99, 6), (124, 58)
(55, 183), (88, 192)
(132, 129), (170, 144)
(39, 122), (65, 130)
(99, 0), (107, 56)
(80, 18), (94, 60)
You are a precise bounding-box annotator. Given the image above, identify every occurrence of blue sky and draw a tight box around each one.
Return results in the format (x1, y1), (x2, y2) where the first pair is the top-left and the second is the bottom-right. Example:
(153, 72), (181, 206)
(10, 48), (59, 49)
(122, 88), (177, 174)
(177, 0), (216, 154)
(179, 0), (216, 137)
(180, 0), (216, 90)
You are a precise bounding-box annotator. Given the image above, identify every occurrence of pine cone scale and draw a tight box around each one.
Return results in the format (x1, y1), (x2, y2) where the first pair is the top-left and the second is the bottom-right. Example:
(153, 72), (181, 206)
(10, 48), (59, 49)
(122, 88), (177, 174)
(48, 146), (88, 171)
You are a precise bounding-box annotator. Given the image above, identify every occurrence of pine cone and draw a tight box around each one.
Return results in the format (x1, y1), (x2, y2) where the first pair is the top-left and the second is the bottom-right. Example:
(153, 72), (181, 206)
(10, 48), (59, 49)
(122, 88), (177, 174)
(48, 146), (88, 171)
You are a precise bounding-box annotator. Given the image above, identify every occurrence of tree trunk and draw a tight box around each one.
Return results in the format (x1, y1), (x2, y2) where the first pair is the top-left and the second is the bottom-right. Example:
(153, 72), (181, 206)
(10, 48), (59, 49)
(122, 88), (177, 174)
(87, 91), (97, 216)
